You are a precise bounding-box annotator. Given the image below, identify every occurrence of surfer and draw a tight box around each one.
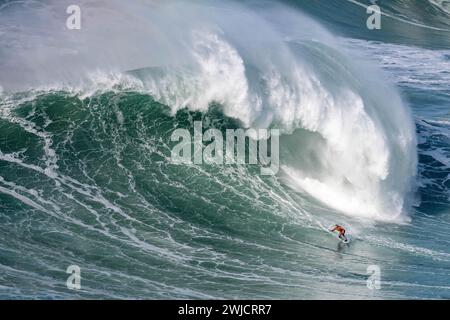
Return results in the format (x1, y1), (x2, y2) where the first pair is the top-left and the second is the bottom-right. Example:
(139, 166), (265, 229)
(330, 224), (348, 242)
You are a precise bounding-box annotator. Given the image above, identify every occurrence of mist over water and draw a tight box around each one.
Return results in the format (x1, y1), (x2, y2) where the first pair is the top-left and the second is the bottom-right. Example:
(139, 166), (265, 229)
(0, 0), (418, 220)
(0, 0), (449, 299)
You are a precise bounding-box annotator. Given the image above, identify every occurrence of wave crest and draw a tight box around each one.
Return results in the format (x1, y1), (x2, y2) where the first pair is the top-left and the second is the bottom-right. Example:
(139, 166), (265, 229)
(0, 0), (417, 220)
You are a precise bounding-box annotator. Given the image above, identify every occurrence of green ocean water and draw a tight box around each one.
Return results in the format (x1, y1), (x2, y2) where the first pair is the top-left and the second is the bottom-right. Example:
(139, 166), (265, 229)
(0, 0), (450, 299)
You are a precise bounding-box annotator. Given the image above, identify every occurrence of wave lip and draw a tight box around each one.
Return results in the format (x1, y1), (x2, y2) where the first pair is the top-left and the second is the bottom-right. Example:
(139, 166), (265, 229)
(0, 0), (418, 221)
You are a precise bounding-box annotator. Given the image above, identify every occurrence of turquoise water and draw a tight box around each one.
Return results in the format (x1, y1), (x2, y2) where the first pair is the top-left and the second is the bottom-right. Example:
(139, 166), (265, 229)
(0, 0), (449, 299)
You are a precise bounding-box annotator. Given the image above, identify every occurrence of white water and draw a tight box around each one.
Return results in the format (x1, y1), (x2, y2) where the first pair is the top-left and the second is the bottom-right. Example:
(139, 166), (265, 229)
(0, 0), (417, 221)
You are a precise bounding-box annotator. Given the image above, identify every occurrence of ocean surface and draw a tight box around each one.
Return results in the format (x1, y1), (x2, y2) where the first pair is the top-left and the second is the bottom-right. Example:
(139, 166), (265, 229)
(0, 0), (449, 299)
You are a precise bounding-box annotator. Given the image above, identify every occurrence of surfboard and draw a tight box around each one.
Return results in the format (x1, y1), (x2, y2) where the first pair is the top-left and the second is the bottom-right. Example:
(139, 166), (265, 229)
(340, 236), (350, 244)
